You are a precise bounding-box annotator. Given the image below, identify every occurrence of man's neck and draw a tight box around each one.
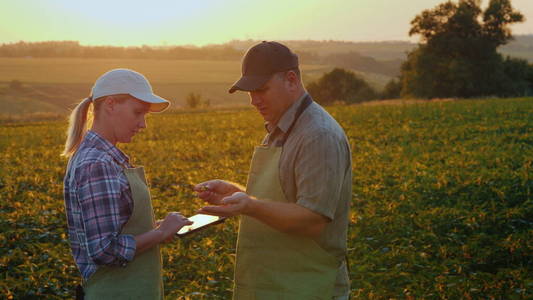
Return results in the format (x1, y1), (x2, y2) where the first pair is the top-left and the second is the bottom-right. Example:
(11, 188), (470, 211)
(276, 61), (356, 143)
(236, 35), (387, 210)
(281, 90), (306, 117)
(267, 90), (307, 131)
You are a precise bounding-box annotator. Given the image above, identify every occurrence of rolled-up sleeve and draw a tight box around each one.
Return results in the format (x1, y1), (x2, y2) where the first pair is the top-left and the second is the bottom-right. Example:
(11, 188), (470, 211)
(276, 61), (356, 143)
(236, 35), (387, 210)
(295, 131), (348, 220)
(77, 162), (136, 266)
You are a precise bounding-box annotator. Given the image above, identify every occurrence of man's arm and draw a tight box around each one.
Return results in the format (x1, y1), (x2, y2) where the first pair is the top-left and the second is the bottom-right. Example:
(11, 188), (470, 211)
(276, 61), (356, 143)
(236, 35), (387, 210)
(197, 131), (347, 238)
(199, 191), (328, 238)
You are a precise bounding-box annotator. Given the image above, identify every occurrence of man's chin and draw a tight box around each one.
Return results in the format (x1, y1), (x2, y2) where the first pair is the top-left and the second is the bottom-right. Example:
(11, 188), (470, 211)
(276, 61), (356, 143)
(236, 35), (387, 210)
(259, 113), (271, 123)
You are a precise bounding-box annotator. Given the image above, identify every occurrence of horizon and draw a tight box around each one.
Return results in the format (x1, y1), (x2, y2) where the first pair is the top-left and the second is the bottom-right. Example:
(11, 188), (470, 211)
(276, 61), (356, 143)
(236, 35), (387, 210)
(1, 34), (531, 49)
(0, 38), (423, 48)
(1, 0), (532, 47)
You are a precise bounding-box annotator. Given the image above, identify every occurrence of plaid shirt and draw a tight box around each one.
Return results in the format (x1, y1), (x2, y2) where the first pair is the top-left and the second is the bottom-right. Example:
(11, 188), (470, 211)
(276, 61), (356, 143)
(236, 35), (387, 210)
(63, 130), (136, 280)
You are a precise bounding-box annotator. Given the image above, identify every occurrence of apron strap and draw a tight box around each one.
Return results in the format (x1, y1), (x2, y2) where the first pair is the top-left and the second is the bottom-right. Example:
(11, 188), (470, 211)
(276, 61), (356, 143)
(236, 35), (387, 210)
(278, 94), (313, 146)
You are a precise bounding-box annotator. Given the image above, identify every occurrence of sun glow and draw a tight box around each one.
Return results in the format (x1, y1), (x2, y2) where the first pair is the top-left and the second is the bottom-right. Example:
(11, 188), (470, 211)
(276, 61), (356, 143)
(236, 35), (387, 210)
(1, 0), (532, 46)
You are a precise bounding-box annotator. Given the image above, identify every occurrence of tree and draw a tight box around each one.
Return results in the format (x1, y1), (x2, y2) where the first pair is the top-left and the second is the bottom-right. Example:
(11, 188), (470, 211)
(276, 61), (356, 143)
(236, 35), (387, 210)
(381, 78), (402, 99)
(9, 80), (23, 90)
(500, 57), (533, 96)
(528, 63), (533, 93)
(401, 0), (525, 99)
(203, 98), (211, 108)
(185, 92), (202, 108)
(306, 68), (377, 105)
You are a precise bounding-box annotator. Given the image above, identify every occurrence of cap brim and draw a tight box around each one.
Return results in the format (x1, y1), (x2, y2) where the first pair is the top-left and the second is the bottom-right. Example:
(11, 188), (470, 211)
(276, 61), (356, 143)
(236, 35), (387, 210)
(228, 74), (272, 94)
(130, 92), (170, 113)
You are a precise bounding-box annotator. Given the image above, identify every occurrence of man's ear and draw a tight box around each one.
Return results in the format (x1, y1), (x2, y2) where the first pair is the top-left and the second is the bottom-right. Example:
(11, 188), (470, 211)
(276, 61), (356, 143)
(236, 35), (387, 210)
(285, 71), (299, 90)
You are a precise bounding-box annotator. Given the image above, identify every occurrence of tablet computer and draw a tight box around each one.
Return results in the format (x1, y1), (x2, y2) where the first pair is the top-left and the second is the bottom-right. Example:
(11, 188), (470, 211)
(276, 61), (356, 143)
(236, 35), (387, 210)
(176, 214), (226, 237)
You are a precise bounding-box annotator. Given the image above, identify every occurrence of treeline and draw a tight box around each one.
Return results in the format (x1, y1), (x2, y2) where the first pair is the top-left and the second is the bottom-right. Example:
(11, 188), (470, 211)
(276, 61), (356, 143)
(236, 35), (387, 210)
(226, 39), (416, 60)
(0, 41), (244, 60)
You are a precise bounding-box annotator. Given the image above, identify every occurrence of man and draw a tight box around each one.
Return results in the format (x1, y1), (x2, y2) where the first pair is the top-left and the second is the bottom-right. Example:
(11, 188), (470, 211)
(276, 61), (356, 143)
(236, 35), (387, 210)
(195, 41), (352, 300)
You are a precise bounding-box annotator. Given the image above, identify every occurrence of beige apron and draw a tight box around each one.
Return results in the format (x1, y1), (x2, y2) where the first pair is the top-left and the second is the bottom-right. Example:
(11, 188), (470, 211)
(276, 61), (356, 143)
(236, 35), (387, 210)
(84, 166), (163, 299)
(233, 96), (339, 300)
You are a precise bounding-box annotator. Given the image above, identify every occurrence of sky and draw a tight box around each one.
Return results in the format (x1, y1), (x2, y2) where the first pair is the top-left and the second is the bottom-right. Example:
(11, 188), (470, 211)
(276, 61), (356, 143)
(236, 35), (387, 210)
(1, 0), (532, 47)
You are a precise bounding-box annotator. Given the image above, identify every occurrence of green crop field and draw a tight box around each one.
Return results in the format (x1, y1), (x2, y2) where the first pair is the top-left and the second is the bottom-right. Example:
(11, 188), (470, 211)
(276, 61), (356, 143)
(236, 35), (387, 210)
(1, 98), (532, 299)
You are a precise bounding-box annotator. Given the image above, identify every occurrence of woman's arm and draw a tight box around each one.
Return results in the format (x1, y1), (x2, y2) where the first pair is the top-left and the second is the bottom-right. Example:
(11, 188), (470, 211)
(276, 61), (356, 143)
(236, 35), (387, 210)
(134, 212), (192, 255)
(77, 162), (137, 266)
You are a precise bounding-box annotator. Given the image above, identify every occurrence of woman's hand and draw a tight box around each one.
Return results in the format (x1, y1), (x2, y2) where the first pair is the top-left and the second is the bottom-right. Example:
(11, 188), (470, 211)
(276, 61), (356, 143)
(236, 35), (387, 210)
(156, 212), (192, 243)
(194, 180), (244, 205)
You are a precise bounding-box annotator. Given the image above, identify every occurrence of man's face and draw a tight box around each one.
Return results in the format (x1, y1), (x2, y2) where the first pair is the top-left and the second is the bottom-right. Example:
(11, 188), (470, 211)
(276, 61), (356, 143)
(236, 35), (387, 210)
(249, 73), (291, 125)
(110, 97), (150, 143)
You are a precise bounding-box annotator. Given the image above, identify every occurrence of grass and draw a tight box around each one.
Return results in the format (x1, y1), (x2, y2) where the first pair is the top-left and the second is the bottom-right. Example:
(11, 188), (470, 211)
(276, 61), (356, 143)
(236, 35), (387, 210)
(1, 97), (532, 299)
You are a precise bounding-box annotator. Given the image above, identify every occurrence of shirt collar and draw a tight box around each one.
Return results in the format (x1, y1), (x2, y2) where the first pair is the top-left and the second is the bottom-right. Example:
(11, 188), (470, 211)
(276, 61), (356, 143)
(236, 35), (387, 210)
(265, 92), (308, 134)
(83, 130), (130, 167)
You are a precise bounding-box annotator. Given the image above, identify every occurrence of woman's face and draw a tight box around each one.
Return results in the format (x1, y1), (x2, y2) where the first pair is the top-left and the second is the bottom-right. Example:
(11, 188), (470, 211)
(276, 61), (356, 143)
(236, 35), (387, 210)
(110, 97), (151, 143)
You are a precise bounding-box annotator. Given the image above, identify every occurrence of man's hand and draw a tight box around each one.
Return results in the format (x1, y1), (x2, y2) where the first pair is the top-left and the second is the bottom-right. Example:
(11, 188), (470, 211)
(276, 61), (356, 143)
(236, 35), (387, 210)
(194, 180), (244, 205)
(194, 180), (328, 238)
(198, 192), (254, 217)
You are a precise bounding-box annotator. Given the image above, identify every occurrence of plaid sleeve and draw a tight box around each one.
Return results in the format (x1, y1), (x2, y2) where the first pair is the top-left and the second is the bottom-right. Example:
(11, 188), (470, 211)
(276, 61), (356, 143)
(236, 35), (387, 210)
(77, 161), (136, 266)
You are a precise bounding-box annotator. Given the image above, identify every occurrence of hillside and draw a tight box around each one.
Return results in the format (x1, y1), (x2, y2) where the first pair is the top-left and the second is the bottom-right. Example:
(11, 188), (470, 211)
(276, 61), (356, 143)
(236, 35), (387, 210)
(227, 39), (416, 61)
(1, 36), (531, 117)
(2, 58), (385, 117)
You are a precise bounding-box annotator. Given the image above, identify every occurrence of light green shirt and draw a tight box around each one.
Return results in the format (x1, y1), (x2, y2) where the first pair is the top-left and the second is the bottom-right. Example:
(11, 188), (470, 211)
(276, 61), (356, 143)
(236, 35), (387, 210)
(263, 93), (352, 296)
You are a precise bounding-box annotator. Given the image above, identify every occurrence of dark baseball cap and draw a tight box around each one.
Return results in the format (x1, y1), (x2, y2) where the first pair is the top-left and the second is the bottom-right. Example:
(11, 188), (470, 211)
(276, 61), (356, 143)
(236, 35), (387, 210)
(229, 41), (299, 93)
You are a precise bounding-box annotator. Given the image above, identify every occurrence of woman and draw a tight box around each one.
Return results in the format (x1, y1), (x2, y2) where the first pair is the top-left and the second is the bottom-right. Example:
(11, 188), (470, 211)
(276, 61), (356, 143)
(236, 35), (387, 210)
(62, 69), (191, 299)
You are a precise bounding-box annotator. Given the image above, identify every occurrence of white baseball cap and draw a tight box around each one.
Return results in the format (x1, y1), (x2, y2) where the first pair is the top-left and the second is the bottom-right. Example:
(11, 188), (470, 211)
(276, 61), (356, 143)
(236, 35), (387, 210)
(91, 68), (170, 112)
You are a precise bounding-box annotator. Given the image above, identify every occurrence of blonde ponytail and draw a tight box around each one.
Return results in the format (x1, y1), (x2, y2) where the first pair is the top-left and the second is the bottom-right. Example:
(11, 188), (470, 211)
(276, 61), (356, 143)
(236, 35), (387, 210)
(62, 97), (93, 157)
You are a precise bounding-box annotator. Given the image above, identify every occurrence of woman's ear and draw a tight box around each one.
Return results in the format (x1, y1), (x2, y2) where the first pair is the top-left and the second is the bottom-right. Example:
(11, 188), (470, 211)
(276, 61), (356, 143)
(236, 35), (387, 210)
(101, 96), (116, 114)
